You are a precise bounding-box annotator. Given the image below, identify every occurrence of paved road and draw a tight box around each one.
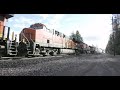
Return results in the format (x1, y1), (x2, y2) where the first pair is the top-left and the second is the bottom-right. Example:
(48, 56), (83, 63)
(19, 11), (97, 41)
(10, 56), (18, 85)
(0, 54), (120, 76)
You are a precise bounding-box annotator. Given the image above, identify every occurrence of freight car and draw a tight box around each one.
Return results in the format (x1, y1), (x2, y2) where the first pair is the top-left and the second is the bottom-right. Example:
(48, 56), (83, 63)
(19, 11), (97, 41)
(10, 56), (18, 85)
(76, 41), (102, 55)
(0, 14), (17, 57)
(18, 23), (76, 57)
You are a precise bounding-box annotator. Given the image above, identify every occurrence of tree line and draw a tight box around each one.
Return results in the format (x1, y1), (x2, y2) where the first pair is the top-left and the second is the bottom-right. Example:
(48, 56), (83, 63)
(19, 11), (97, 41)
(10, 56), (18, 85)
(105, 31), (120, 55)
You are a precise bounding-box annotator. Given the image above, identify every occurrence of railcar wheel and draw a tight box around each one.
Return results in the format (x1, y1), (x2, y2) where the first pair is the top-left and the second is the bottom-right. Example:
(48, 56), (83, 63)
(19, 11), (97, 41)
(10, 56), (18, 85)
(49, 51), (54, 56)
(57, 49), (61, 54)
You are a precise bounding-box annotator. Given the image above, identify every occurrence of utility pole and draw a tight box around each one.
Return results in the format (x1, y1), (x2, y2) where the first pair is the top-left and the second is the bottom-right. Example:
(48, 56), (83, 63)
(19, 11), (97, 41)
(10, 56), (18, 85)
(112, 16), (115, 56)
(113, 31), (115, 56)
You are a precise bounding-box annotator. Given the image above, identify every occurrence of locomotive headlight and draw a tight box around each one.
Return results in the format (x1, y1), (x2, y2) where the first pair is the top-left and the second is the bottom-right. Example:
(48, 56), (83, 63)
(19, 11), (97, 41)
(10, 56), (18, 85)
(0, 45), (5, 49)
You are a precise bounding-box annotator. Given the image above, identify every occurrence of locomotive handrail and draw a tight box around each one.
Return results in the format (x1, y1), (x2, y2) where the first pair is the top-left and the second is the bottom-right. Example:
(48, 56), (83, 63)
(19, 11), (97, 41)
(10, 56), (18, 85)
(21, 32), (30, 47)
(30, 38), (34, 43)
(29, 34), (34, 44)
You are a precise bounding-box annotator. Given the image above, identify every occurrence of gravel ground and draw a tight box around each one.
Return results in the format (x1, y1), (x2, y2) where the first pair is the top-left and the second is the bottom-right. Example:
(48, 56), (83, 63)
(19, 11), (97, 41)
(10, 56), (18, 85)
(0, 54), (120, 76)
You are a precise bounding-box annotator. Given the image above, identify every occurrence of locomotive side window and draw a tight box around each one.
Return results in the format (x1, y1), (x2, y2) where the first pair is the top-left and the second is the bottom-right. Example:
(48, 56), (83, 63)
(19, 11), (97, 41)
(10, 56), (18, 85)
(55, 30), (57, 35)
(54, 30), (63, 37)
(55, 30), (60, 36)
(47, 40), (50, 43)
(57, 31), (59, 36)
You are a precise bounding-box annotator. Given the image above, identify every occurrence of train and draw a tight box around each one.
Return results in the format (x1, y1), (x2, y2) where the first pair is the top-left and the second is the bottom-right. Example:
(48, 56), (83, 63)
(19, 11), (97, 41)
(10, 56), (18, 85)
(18, 23), (77, 57)
(0, 14), (18, 57)
(0, 14), (100, 58)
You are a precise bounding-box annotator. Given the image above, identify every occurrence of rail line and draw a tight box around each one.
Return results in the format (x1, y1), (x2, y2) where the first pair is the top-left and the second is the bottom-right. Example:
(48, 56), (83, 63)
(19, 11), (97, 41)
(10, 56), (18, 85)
(0, 54), (71, 61)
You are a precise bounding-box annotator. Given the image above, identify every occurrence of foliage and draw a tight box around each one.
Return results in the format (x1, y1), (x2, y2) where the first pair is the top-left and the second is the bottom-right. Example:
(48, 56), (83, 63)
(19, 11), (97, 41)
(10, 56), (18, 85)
(105, 31), (120, 55)
(70, 30), (83, 43)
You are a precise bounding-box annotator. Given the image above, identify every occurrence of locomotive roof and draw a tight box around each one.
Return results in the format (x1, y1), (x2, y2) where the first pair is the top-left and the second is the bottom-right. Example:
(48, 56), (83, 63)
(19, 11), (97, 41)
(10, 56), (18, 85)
(29, 23), (67, 35)
(23, 28), (36, 30)
(23, 23), (89, 42)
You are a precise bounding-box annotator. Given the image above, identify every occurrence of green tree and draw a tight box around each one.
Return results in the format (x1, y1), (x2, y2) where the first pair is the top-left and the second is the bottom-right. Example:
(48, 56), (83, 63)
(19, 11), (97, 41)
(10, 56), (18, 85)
(105, 33), (114, 54)
(106, 15), (120, 55)
(106, 30), (120, 55)
(70, 30), (83, 43)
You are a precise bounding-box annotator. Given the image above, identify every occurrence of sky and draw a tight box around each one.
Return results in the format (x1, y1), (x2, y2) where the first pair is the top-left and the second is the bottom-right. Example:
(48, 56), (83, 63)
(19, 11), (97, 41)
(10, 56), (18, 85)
(5, 14), (112, 50)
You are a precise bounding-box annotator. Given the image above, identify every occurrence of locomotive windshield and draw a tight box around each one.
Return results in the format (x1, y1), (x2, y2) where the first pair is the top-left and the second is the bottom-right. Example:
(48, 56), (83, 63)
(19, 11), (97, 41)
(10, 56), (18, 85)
(30, 23), (43, 29)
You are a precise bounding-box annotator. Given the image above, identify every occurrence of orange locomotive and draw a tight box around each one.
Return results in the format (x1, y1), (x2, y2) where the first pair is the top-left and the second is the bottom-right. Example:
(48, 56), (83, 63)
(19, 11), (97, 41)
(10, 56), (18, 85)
(19, 23), (76, 56)
(0, 14), (17, 57)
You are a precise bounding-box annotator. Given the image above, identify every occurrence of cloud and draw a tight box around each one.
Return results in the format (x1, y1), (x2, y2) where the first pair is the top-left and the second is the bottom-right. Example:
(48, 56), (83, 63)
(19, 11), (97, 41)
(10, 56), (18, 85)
(14, 16), (36, 25)
(84, 36), (100, 41)
(32, 14), (65, 30)
(13, 23), (26, 29)
(12, 16), (41, 30)
(33, 14), (49, 20)
(45, 14), (65, 29)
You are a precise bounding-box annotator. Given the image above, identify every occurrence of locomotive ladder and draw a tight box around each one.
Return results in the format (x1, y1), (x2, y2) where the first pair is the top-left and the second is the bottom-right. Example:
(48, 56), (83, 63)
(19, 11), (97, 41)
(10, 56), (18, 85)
(21, 32), (33, 55)
(7, 40), (17, 56)
(27, 34), (34, 55)
(27, 45), (33, 55)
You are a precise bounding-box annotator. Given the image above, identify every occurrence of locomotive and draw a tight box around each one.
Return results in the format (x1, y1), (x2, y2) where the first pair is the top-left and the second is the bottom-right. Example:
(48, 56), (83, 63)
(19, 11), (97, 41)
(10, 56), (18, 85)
(0, 14), (17, 57)
(18, 23), (76, 57)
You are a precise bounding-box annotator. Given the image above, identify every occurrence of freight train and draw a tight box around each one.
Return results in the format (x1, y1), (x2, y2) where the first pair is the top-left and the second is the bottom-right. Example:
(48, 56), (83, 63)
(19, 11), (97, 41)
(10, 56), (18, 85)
(0, 14), (99, 58)
(17, 23), (101, 56)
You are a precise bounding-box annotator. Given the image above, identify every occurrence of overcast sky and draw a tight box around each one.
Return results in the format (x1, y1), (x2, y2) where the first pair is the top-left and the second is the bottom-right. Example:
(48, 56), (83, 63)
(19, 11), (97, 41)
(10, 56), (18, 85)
(5, 14), (112, 50)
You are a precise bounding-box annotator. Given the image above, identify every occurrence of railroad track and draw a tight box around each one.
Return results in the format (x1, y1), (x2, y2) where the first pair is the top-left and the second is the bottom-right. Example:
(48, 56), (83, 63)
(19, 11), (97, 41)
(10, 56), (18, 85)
(0, 54), (71, 61)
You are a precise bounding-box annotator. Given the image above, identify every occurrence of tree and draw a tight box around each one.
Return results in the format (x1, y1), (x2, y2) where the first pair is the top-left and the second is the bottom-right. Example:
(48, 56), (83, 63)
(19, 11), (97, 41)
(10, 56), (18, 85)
(70, 32), (76, 41)
(76, 30), (83, 43)
(105, 33), (115, 54)
(70, 30), (83, 43)
(106, 15), (120, 55)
